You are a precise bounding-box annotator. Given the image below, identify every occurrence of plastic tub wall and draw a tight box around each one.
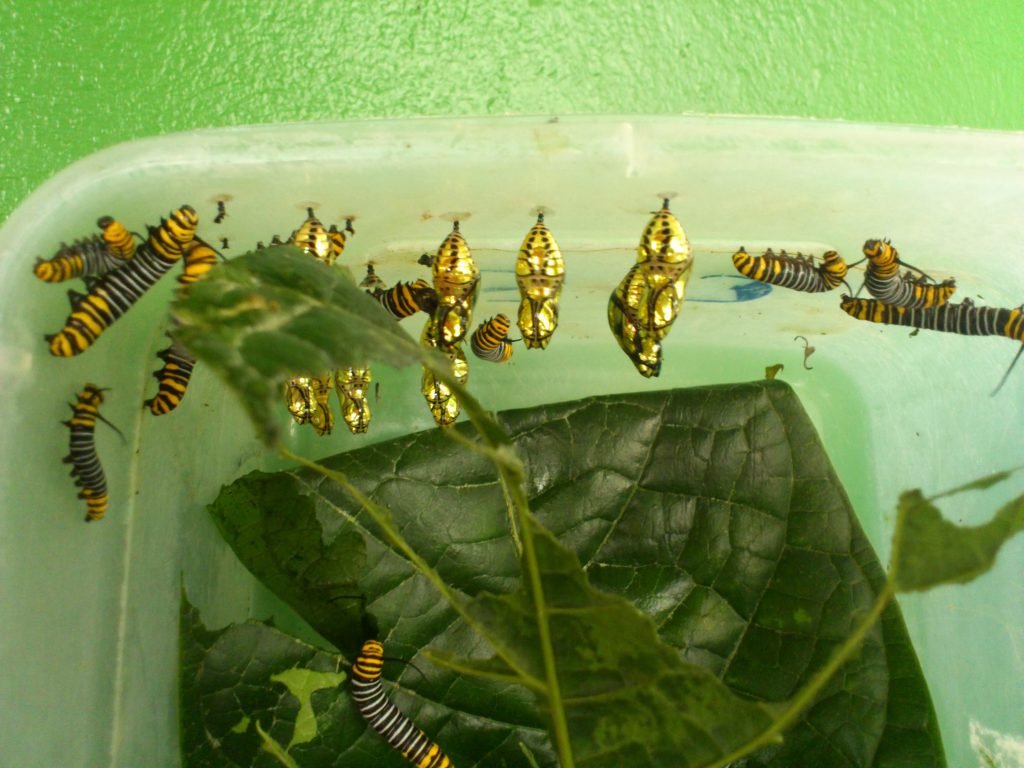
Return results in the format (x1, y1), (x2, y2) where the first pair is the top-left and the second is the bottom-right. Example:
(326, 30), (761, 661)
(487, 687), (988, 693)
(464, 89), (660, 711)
(0, 115), (1021, 767)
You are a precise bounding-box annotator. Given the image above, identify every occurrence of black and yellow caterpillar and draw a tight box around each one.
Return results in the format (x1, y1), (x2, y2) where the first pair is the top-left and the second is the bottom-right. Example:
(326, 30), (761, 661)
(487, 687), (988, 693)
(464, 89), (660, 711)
(470, 314), (514, 363)
(861, 238), (955, 308)
(45, 205), (198, 356)
(732, 247), (848, 293)
(33, 215), (137, 283)
(350, 639), (454, 768)
(63, 384), (112, 522)
(144, 338), (196, 416)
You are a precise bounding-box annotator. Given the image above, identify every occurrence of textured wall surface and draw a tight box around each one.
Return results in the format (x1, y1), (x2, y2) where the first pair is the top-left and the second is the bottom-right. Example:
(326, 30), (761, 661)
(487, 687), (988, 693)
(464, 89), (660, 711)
(2, 0), (1023, 223)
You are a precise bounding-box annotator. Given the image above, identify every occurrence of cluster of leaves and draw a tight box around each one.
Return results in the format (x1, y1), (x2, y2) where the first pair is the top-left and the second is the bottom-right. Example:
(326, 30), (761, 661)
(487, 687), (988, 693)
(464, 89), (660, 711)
(174, 248), (1024, 767)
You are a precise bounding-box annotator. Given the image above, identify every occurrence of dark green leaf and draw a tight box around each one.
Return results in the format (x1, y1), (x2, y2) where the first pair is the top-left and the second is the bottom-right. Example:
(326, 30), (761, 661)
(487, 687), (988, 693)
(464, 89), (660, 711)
(171, 247), (423, 444)
(204, 381), (946, 767)
(445, 519), (782, 768)
(180, 593), (352, 768)
(207, 473), (370, 658)
(891, 489), (1024, 592)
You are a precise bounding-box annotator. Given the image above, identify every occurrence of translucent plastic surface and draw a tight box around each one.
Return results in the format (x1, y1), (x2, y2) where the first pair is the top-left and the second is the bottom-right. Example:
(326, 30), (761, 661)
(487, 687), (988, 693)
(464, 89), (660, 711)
(1, 116), (1022, 767)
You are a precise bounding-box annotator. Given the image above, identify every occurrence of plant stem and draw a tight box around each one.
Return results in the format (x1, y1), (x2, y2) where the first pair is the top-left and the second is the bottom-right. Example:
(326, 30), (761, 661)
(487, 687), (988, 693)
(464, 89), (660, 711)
(279, 446), (544, 692)
(255, 720), (301, 768)
(516, 498), (576, 768)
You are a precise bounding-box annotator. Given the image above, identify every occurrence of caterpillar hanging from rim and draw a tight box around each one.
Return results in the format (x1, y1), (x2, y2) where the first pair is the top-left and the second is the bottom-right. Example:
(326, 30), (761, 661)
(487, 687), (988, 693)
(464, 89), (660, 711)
(350, 639), (454, 768)
(840, 295), (1022, 338)
(98, 215), (137, 260)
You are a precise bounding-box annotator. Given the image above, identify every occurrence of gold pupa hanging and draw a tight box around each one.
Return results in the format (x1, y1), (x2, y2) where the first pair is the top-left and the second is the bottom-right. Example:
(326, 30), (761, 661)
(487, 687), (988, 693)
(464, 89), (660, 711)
(634, 200), (694, 344)
(285, 376), (315, 424)
(636, 198), (692, 290)
(608, 200), (695, 378)
(284, 372), (335, 435)
(637, 266), (692, 342)
(428, 222), (480, 347)
(608, 264), (662, 378)
(431, 221), (479, 299)
(336, 366), (372, 434)
(420, 347), (469, 427)
(420, 314), (469, 427)
(283, 210), (361, 434)
(307, 374), (335, 436)
(514, 213), (565, 349)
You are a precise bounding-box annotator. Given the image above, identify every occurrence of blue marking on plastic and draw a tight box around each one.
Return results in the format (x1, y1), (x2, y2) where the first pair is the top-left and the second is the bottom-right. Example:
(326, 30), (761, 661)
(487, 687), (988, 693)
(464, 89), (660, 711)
(689, 274), (772, 303)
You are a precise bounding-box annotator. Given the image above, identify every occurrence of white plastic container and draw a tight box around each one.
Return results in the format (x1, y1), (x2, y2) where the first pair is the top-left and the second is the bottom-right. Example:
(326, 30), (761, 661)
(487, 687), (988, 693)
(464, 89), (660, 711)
(1, 116), (1022, 767)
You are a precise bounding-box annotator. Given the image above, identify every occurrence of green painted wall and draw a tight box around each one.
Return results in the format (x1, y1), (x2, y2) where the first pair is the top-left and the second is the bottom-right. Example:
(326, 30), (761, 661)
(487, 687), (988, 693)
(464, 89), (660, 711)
(2, 0), (1023, 224)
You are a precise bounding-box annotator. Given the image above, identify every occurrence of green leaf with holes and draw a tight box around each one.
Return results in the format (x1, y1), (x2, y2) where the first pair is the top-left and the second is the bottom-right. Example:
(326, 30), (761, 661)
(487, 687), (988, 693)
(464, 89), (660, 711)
(180, 594), (352, 768)
(180, 590), (555, 767)
(201, 381), (946, 767)
(891, 484), (1024, 592)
